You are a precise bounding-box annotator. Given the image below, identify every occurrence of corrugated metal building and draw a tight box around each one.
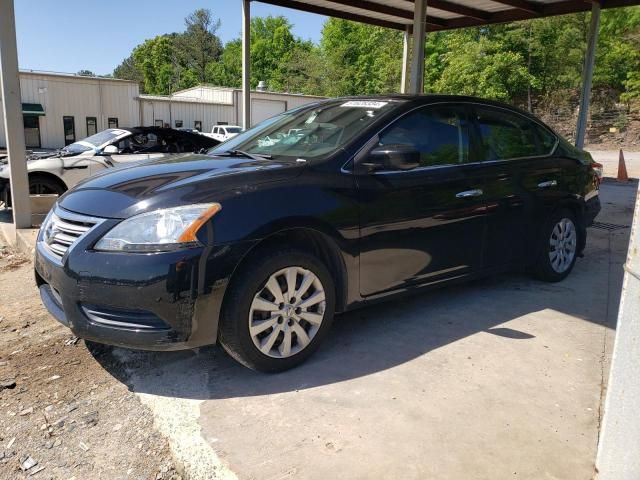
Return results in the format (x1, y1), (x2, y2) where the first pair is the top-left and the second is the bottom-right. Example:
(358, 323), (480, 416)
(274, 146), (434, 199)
(139, 87), (325, 133)
(0, 71), (139, 149)
(0, 71), (324, 150)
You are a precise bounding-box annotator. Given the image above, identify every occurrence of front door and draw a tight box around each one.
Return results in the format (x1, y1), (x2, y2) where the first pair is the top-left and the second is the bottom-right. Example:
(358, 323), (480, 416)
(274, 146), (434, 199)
(23, 115), (41, 148)
(357, 104), (488, 296)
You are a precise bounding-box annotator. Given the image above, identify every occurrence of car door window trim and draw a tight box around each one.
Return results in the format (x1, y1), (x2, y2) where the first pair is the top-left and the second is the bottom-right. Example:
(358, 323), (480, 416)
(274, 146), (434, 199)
(345, 101), (559, 174)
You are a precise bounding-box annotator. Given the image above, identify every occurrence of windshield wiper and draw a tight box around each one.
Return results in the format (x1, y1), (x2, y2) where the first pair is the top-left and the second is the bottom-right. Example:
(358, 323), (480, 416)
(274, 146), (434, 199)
(218, 150), (273, 161)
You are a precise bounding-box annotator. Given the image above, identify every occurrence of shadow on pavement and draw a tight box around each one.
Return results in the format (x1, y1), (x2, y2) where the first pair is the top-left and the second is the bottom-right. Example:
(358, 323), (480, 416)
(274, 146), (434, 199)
(87, 182), (635, 401)
(90, 253), (626, 400)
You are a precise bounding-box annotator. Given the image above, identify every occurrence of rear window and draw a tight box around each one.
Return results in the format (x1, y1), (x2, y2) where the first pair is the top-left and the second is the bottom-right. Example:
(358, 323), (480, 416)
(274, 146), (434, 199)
(474, 107), (556, 161)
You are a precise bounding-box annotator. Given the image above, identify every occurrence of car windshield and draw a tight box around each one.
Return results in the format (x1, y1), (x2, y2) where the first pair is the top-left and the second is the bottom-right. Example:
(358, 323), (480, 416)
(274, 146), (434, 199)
(63, 129), (125, 153)
(226, 127), (242, 134)
(208, 100), (400, 159)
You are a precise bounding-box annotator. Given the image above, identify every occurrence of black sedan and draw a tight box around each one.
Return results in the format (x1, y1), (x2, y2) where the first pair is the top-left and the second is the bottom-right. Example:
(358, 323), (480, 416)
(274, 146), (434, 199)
(34, 96), (601, 372)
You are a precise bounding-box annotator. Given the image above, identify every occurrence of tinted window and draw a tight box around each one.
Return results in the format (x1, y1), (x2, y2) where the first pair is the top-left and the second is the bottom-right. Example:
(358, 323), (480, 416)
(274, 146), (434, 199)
(474, 107), (556, 161)
(378, 105), (469, 167)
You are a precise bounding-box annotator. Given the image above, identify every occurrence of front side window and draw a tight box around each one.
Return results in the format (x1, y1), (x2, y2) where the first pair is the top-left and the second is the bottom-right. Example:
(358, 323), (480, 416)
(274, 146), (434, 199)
(209, 100), (401, 160)
(108, 117), (118, 129)
(474, 107), (556, 161)
(117, 132), (161, 153)
(378, 105), (470, 167)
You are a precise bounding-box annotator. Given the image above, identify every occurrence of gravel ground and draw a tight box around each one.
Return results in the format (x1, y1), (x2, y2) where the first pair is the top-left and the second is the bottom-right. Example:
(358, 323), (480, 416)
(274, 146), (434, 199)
(0, 245), (180, 480)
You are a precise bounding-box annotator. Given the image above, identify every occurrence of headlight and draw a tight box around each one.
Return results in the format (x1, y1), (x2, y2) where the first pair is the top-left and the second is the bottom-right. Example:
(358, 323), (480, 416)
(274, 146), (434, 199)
(95, 203), (221, 252)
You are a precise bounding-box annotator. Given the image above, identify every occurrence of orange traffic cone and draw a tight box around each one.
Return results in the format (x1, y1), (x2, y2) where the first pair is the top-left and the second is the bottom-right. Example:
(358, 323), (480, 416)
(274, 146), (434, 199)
(617, 149), (629, 182)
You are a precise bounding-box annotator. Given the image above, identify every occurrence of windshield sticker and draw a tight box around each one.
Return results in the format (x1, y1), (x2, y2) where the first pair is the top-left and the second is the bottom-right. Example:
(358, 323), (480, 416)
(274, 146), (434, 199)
(340, 101), (388, 109)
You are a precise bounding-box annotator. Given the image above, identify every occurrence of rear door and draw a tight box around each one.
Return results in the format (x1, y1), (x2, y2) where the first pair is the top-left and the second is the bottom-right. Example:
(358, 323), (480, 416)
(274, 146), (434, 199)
(356, 103), (489, 296)
(471, 105), (563, 268)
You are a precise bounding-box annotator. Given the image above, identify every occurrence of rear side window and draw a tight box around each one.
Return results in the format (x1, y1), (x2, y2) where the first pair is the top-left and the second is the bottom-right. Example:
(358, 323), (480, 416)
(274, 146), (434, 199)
(474, 107), (556, 161)
(378, 105), (470, 167)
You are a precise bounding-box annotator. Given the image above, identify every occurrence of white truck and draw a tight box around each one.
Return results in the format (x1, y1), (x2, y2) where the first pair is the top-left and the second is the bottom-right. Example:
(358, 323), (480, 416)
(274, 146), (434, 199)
(203, 125), (242, 142)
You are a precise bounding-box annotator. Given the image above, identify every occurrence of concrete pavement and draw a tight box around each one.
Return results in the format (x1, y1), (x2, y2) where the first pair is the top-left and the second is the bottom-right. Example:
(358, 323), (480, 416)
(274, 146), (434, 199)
(103, 181), (635, 480)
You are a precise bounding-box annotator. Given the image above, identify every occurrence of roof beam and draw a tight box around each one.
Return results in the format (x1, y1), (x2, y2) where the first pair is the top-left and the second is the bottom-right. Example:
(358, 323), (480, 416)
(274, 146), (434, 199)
(258, 0), (409, 30)
(489, 0), (543, 14)
(408, 0), (491, 21)
(324, 0), (448, 27)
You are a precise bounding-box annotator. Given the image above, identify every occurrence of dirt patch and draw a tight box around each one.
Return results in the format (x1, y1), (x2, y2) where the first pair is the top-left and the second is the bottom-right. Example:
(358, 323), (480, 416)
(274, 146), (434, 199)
(0, 246), (180, 480)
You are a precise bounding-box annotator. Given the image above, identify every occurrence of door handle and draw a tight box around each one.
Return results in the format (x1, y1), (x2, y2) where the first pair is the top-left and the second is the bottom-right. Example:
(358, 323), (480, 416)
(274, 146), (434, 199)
(456, 189), (483, 198)
(538, 180), (557, 188)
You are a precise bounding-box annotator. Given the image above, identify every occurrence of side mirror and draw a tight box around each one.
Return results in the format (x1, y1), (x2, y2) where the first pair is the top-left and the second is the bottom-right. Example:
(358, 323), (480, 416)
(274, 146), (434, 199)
(365, 144), (420, 172)
(102, 145), (119, 155)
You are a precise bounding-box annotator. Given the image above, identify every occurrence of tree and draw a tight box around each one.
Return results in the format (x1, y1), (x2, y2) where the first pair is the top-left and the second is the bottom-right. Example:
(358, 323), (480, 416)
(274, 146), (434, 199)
(178, 9), (223, 84)
(77, 69), (95, 77)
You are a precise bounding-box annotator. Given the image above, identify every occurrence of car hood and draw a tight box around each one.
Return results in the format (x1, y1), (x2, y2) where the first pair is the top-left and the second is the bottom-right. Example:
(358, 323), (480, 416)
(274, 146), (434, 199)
(58, 153), (303, 219)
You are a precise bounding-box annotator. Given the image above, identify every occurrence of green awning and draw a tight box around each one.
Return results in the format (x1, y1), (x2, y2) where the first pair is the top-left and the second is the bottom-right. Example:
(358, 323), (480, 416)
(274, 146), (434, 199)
(22, 103), (45, 116)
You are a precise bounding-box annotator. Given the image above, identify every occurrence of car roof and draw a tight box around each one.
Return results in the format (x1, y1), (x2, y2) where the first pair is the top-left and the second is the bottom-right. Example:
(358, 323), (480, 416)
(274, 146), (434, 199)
(316, 94), (550, 128)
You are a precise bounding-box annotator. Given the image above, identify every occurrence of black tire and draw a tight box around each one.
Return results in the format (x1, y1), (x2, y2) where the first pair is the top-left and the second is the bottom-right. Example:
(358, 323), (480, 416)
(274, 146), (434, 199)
(532, 208), (580, 282)
(29, 174), (66, 196)
(219, 249), (336, 372)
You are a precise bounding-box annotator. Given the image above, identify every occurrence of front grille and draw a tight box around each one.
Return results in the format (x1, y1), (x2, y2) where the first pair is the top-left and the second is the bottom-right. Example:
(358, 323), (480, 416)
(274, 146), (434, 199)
(41, 208), (100, 260)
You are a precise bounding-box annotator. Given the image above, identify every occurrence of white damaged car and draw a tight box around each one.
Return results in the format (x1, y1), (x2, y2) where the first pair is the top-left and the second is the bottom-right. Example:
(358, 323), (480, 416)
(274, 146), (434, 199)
(0, 127), (219, 205)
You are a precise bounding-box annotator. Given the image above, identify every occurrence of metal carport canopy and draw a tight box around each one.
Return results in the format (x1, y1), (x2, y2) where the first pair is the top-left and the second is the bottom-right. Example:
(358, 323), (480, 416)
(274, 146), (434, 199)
(257, 0), (640, 31)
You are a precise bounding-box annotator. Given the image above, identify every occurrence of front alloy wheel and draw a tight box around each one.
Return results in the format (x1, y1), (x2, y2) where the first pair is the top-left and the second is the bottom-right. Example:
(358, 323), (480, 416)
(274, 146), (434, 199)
(249, 266), (326, 358)
(219, 249), (335, 372)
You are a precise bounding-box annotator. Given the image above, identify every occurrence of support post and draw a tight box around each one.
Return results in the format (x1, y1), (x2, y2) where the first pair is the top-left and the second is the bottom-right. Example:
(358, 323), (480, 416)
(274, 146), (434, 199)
(0, 0), (31, 228)
(595, 180), (640, 479)
(409, 0), (427, 94)
(241, 0), (251, 130)
(575, 2), (600, 149)
(401, 26), (411, 94)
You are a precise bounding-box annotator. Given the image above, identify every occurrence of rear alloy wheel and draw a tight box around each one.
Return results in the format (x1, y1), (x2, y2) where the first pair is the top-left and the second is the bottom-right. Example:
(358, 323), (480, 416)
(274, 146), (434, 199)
(532, 209), (579, 282)
(219, 250), (335, 372)
(548, 218), (577, 274)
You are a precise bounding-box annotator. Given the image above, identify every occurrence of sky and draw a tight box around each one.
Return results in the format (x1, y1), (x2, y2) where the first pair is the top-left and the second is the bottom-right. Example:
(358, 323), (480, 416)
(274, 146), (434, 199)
(14, 0), (326, 76)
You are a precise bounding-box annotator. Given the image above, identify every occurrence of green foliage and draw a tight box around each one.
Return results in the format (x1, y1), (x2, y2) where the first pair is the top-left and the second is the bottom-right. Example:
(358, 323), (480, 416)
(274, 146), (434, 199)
(113, 6), (640, 104)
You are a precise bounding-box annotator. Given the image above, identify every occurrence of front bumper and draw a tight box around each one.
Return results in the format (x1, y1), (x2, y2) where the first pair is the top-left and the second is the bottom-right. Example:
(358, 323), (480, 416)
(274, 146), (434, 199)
(34, 207), (255, 351)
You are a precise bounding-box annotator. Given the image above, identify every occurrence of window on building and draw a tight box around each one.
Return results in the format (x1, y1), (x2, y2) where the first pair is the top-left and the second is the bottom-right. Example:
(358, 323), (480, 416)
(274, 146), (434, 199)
(217, 121), (228, 126)
(194, 121), (202, 131)
(86, 117), (97, 137)
(23, 115), (41, 148)
(63, 116), (76, 146)
(378, 105), (470, 167)
(474, 107), (556, 161)
(155, 119), (163, 127)
(175, 120), (183, 128)
(108, 117), (119, 129)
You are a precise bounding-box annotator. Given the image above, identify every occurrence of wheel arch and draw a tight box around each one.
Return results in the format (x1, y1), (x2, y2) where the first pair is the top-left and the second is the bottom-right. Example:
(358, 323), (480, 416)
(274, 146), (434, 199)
(554, 198), (587, 253)
(223, 226), (350, 317)
(28, 170), (69, 193)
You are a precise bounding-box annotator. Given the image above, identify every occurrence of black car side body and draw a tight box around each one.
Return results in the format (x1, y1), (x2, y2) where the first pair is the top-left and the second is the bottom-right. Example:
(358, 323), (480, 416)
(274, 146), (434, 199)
(34, 96), (601, 351)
